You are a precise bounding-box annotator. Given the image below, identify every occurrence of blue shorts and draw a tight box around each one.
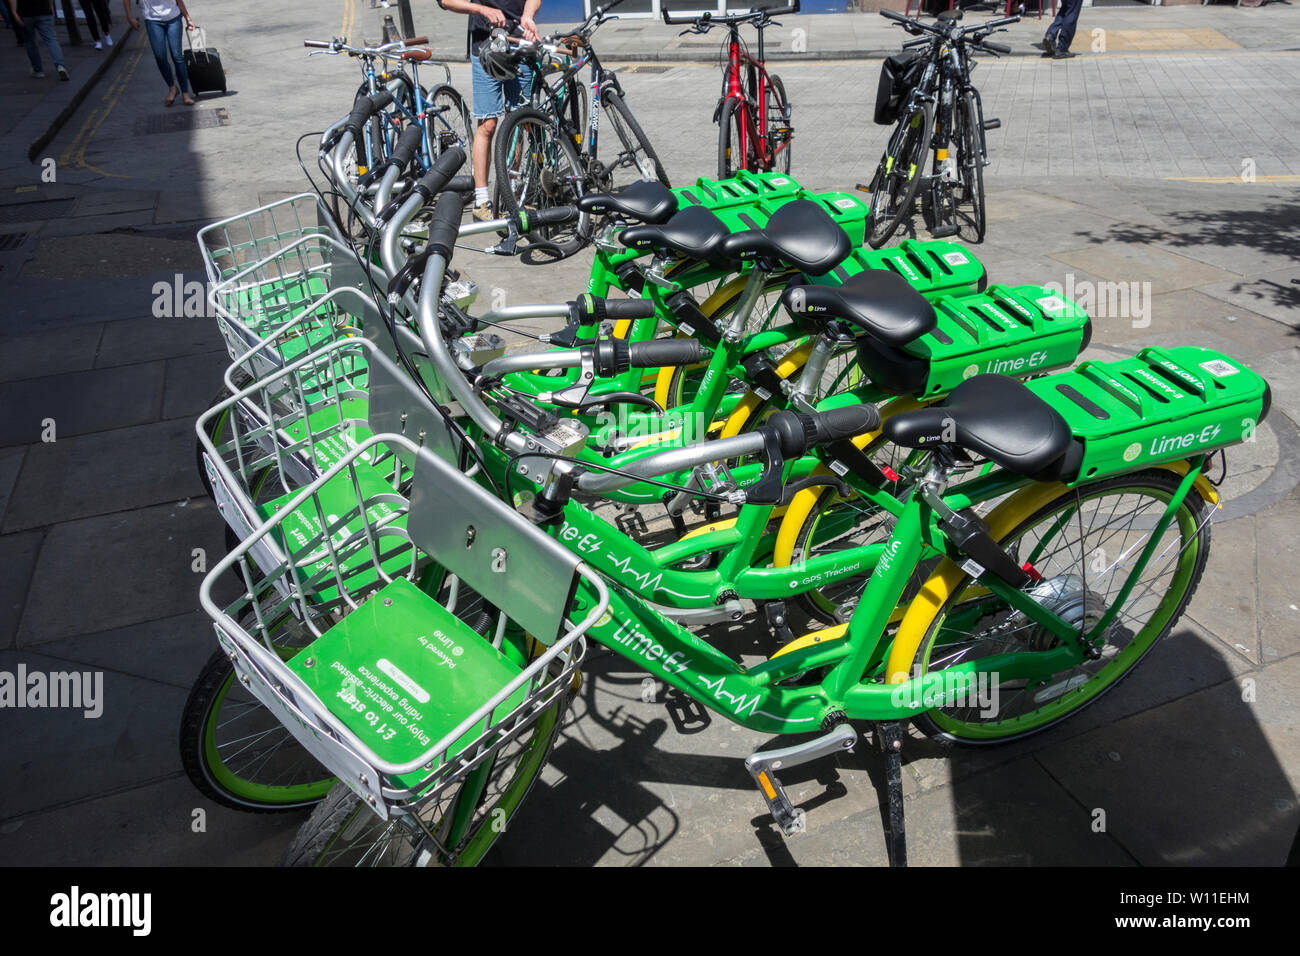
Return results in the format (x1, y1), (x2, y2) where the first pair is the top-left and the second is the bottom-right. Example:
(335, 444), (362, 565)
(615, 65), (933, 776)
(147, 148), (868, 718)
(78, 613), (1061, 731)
(470, 54), (534, 121)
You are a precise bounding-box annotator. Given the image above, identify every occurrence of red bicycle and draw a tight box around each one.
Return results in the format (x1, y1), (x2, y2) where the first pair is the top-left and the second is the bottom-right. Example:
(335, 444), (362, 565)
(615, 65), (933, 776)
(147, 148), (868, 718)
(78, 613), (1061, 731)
(663, 3), (798, 179)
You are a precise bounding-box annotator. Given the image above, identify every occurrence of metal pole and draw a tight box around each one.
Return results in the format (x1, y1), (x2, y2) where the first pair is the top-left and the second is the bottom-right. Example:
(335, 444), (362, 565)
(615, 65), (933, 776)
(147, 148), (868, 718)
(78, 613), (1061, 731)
(398, 0), (416, 39)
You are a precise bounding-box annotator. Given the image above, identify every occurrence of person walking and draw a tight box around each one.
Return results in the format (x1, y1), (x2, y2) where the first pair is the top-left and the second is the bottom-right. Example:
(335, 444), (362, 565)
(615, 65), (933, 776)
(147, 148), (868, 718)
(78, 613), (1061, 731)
(123, 0), (197, 106)
(9, 0), (70, 79)
(80, 0), (112, 49)
(1041, 0), (1082, 60)
(438, 0), (541, 221)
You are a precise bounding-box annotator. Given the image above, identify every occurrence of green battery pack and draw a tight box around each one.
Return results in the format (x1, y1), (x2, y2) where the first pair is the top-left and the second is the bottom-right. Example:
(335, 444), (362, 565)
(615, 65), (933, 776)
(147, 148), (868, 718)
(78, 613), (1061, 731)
(814, 239), (987, 300)
(1028, 346), (1270, 484)
(854, 283), (1092, 399)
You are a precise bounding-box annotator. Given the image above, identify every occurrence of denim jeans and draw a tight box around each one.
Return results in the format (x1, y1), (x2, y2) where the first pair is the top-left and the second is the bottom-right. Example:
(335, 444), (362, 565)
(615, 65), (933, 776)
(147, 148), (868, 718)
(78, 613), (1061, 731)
(1045, 0), (1084, 53)
(21, 15), (64, 73)
(145, 15), (191, 94)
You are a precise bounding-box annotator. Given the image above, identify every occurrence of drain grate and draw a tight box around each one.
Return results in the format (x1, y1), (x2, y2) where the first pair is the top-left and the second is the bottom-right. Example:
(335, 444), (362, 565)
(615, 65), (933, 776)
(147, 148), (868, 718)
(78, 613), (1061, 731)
(0, 232), (30, 251)
(623, 65), (673, 73)
(136, 107), (231, 136)
(0, 200), (75, 224)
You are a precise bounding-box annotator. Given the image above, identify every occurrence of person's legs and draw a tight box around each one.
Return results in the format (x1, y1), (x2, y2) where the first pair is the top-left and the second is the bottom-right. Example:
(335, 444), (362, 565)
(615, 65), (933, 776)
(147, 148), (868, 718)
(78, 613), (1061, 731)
(21, 20), (43, 72)
(144, 17), (177, 90)
(1055, 0), (1083, 52)
(32, 15), (65, 69)
(80, 1), (101, 43)
(469, 55), (506, 198)
(90, 0), (111, 32)
(162, 15), (192, 94)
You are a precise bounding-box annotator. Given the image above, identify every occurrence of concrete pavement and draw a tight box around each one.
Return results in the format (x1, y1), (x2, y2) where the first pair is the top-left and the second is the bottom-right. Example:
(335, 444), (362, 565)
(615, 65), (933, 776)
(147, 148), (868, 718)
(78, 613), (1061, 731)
(0, 0), (1296, 866)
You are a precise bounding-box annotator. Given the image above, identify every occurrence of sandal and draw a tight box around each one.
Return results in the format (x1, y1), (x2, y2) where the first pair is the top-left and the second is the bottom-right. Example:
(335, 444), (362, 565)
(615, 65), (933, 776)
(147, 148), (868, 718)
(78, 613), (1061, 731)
(165, 86), (178, 107)
(182, 93), (196, 106)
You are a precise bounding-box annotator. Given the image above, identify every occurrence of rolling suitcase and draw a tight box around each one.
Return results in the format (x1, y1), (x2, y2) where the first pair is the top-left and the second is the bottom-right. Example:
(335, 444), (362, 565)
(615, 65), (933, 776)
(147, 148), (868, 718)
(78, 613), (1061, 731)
(184, 27), (227, 96)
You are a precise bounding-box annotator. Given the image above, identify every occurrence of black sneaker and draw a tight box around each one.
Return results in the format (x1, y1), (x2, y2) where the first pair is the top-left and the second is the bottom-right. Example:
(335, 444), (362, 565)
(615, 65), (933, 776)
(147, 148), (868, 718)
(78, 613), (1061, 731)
(1040, 34), (1056, 57)
(1052, 48), (1076, 60)
(56, 65), (70, 80)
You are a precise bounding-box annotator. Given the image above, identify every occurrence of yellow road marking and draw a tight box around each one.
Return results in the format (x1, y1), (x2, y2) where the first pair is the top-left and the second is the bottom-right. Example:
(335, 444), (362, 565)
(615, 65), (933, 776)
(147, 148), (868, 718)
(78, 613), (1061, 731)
(59, 32), (147, 178)
(342, 0), (355, 42)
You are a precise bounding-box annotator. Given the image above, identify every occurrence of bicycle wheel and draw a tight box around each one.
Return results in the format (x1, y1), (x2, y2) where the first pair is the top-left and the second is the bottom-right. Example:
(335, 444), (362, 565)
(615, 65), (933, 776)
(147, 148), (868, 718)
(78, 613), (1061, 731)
(718, 97), (748, 179)
(493, 107), (589, 247)
(602, 89), (671, 188)
(425, 83), (473, 156)
(865, 99), (933, 249)
(766, 75), (793, 175)
(659, 273), (793, 413)
(910, 469), (1212, 743)
(282, 668), (571, 866)
(952, 91), (986, 243)
(179, 622), (335, 812)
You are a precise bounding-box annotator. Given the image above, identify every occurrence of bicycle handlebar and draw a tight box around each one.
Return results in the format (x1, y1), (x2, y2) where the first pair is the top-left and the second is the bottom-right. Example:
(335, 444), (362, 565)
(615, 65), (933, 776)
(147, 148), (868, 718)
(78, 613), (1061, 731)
(662, 2), (799, 28)
(981, 40), (1012, 54)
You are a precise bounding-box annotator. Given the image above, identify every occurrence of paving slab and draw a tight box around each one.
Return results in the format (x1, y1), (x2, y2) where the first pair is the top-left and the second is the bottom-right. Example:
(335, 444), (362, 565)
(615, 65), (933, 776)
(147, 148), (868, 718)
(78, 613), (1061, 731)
(0, 774), (298, 867)
(161, 350), (229, 420)
(16, 497), (228, 645)
(0, 322), (103, 384)
(0, 530), (42, 650)
(2, 418), (207, 533)
(0, 361), (164, 447)
(95, 313), (225, 367)
(1035, 653), (1300, 865)
(28, 609), (221, 690)
(1198, 263), (1300, 325)
(0, 645), (190, 821)
(0, 446), (24, 527)
(1050, 240), (1241, 295)
(22, 231), (200, 280)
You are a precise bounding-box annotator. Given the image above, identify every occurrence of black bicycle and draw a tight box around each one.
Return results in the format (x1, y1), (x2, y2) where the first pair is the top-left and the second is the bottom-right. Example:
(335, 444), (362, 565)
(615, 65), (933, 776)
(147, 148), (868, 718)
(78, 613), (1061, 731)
(490, 0), (669, 251)
(863, 8), (1018, 248)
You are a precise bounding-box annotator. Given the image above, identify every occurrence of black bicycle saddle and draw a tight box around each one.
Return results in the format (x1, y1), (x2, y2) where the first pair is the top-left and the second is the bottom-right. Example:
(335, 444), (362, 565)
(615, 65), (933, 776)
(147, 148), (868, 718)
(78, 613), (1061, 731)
(716, 199), (851, 276)
(884, 374), (1081, 481)
(620, 205), (731, 262)
(578, 180), (678, 225)
(782, 271), (937, 347)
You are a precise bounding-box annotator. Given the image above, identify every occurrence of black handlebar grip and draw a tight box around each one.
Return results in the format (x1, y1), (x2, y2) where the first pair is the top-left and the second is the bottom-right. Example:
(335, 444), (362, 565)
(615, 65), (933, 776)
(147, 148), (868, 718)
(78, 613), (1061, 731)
(417, 147), (468, 194)
(811, 404), (882, 443)
(426, 192), (466, 260)
(628, 338), (706, 368)
(344, 90), (395, 142)
(603, 298), (656, 321)
(522, 205), (579, 230)
(388, 124), (424, 173)
(982, 41), (1011, 54)
(880, 8), (908, 22)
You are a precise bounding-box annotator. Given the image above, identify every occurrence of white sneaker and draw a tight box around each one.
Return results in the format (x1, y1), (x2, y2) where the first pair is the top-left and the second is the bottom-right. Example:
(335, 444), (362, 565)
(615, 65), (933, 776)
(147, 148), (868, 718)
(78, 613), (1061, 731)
(31, 69), (45, 78)
(94, 41), (102, 50)
(105, 34), (113, 47)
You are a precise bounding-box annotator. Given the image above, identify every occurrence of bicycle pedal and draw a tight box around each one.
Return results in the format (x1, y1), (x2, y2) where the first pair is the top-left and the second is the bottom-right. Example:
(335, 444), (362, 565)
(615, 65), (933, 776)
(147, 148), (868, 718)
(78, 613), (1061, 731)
(745, 723), (857, 836)
(929, 224), (961, 239)
(854, 183), (873, 194)
(982, 117), (1001, 131)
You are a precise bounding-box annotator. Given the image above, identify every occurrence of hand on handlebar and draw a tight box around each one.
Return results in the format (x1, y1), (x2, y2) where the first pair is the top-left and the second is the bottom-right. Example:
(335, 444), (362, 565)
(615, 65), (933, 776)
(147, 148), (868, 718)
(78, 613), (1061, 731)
(478, 4), (508, 28)
(520, 15), (540, 42)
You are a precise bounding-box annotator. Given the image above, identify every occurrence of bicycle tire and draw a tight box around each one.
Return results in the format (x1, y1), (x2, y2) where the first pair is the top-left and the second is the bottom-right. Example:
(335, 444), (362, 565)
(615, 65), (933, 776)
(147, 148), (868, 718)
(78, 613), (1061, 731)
(909, 469), (1212, 743)
(493, 106), (590, 247)
(766, 74), (793, 175)
(425, 83), (473, 156)
(179, 643), (337, 812)
(953, 91), (986, 243)
(717, 96), (747, 179)
(601, 89), (671, 188)
(282, 682), (570, 866)
(866, 99), (933, 249)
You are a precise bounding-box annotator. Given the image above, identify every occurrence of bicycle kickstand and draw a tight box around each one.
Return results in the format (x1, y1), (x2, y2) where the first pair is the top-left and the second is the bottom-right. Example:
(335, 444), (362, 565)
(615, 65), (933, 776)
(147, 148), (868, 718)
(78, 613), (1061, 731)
(874, 720), (908, 867)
